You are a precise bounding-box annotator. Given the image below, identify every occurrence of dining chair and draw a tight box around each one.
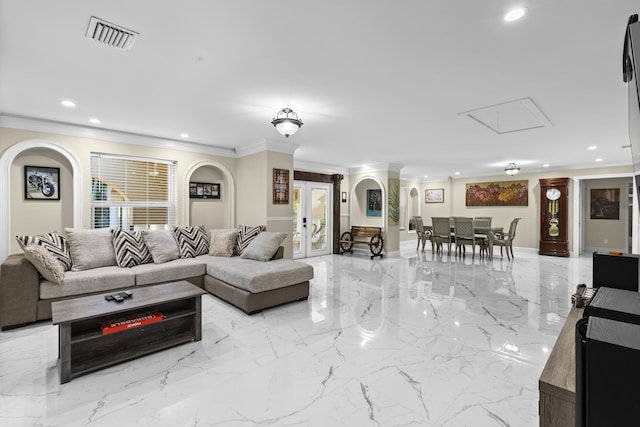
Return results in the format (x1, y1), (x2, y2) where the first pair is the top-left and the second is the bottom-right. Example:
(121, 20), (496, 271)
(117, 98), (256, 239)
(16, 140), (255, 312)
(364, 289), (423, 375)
(431, 217), (453, 254)
(493, 217), (521, 260)
(474, 217), (492, 227)
(413, 216), (433, 252)
(453, 217), (482, 258)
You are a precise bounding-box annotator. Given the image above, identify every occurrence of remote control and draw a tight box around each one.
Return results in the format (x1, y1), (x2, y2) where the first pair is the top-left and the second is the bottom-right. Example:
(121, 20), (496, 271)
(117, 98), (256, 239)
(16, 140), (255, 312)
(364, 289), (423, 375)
(104, 295), (114, 301)
(113, 294), (124, 302)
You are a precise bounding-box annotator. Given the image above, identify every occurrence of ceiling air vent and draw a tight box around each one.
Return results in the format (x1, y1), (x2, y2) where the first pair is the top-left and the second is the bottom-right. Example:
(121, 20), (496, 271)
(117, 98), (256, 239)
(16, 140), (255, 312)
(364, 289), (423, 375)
(85, 16), (139, 51)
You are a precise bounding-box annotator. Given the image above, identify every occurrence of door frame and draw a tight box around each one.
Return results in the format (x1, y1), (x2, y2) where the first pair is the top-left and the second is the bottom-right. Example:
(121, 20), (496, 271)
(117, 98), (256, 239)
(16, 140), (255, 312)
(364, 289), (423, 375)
(572, 172), (637, 255)
(293, 170), (344, 255)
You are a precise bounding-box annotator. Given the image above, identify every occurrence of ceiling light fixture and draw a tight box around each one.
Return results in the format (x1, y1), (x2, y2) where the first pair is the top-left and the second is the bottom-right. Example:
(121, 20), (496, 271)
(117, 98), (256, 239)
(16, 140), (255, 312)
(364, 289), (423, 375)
(180, 133), (189, 138)
(271, 107), (303, 138)
(505, 162), (520, 175)
(60, 99), (76, 108)
(504, 8), (527, 22)
(89, 118), (101, 124)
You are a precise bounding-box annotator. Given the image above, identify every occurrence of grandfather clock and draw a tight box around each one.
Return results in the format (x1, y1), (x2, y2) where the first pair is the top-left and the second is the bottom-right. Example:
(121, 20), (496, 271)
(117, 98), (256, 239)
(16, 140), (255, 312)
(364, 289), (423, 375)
(539, 178), (570, 257)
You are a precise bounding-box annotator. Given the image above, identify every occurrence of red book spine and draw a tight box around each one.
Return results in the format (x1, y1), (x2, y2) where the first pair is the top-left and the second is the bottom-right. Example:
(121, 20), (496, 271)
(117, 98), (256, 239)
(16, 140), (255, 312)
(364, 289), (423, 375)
(101, 312), (163, 335)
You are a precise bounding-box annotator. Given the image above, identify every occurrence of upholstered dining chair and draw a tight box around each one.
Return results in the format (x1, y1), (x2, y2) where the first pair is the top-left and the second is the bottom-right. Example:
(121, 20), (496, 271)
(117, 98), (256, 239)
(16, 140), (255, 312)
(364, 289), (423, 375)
(493, 217), (521, 260)
(413, 216), (433, 252)
(432, 217), (453, 254)
(453, 217), (483, 258)
(474, 217), (492, 227)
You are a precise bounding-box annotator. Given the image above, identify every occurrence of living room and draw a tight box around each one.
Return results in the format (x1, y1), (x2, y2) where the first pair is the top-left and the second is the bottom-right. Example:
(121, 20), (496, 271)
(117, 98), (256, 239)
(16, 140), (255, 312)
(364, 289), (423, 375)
(2, 1), (639, 426)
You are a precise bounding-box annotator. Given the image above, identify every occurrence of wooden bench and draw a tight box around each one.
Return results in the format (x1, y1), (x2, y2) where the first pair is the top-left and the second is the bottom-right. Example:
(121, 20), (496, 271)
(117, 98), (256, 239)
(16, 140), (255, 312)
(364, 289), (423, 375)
(339, 226), (384, 259)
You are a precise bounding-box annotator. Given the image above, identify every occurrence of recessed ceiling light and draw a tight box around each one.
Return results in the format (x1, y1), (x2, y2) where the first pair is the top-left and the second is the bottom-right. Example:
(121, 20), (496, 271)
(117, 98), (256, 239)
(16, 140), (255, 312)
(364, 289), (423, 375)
(455, 172), (461, 175)
(180, 133), (189, 138)
(89, 118), (101, 124)
(423, 175), (428, 178)
(504, 8), (527, 22)
(595, 158), (603, 162)
(588, 145), (597, 150)
(60, 99), (76, 108)
(543, 163), (550, 168)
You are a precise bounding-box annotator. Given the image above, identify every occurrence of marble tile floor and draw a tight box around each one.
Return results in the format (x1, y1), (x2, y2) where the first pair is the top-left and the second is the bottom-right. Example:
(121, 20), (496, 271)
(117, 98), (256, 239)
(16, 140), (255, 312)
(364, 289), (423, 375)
(0, 245), (594, 427)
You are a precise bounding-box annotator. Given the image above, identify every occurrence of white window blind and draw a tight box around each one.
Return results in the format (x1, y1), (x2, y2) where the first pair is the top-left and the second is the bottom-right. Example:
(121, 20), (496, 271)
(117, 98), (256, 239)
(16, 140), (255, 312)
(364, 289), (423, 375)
(90, 153), (176, 230)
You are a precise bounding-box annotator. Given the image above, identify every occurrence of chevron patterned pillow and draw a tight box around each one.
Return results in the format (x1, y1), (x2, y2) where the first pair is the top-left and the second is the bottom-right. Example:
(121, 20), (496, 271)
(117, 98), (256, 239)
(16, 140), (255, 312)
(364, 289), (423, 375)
(16, 231), (72, 271)
(234, 225), (266, 255)
(173, 225), (210, 258)
(112, 229), (153, 268)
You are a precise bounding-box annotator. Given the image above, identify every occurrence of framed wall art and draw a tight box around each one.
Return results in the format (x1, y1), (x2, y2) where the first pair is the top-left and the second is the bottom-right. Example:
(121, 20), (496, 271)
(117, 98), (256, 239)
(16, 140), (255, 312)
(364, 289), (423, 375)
(366, 189), (382, 216)
(24, 165), (60, 200)
(425, 188), (444, 203)
(189, 182), (221, 199)
(273, 168), (289, 204)
(590, 188), (620, 219)
(465, 180), (528, 206)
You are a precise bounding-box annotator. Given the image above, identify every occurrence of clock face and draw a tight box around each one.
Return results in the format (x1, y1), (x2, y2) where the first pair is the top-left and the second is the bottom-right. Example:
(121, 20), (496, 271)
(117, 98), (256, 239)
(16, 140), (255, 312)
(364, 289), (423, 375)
(546, 188), (561, 201)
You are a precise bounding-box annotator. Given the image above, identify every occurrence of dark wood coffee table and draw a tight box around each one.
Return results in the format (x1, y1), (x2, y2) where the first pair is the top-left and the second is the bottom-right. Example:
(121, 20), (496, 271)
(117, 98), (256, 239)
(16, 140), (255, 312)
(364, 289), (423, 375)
(51, 281), (206, 383)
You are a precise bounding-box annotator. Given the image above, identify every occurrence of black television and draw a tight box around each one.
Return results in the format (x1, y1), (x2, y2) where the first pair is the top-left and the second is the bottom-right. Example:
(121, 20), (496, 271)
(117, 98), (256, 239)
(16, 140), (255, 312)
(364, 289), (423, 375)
(592, 251), (640, 291)
(623, 14), (640, 201)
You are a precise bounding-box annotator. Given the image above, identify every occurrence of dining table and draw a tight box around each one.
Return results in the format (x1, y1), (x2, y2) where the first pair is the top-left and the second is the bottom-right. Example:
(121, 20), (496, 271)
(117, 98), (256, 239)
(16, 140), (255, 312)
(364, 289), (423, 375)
(420, 224), (504, 259)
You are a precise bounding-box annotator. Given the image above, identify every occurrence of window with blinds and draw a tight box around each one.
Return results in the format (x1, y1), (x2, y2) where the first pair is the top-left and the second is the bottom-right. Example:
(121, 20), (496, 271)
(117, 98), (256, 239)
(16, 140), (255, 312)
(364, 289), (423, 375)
(90, 153), (176, 230)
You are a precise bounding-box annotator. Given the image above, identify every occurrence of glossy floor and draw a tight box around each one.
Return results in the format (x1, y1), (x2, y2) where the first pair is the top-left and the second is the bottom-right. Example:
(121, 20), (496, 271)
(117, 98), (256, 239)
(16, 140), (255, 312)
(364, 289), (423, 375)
(0, 245), (593, 426)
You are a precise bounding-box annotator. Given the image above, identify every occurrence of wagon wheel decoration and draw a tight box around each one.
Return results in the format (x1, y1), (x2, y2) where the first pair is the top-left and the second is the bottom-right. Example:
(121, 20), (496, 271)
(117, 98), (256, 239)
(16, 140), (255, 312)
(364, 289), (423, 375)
(369, 234), (384, 257)
(340, 231), (354, 252)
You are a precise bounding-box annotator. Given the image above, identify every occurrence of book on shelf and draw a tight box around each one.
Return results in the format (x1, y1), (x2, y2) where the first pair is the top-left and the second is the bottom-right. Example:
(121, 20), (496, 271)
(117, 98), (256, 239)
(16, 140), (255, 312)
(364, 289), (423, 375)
(101, 312), (164, 335)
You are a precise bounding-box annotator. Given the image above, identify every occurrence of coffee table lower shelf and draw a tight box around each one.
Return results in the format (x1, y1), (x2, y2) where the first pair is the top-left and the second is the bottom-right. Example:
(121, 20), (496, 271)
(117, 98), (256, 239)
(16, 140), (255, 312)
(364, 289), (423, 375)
(52, 281), (206, 384)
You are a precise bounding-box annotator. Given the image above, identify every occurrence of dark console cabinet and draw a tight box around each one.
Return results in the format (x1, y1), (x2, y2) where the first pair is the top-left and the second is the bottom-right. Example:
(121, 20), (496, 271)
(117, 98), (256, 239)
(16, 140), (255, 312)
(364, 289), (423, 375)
(592, 252), (640, 292)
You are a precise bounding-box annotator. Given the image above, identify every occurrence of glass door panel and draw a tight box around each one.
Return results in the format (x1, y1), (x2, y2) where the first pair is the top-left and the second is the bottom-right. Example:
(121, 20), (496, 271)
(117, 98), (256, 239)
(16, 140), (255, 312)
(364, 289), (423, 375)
(294, 181), (331, 259)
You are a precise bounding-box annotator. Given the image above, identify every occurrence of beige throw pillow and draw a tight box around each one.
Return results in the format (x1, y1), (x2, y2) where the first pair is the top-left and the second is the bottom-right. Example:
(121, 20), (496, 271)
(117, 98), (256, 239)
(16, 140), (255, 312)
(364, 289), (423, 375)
(142, 229), (181, 263)
(209, 229), (240, 257)
(22, 244), (65, 284)
(240, 232), (287, 262)
(65, 227), (118, 271)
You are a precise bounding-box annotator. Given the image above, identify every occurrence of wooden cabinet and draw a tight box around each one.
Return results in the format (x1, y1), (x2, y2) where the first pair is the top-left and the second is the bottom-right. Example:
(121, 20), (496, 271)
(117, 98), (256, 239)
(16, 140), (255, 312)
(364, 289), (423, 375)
(539, 178), (570, 257)
(539, 307), (583, 426)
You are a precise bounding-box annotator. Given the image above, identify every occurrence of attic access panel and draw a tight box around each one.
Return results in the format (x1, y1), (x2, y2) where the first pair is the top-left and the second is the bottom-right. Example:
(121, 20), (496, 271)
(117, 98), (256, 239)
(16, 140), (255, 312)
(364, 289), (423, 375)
(459, 98), (552, 134)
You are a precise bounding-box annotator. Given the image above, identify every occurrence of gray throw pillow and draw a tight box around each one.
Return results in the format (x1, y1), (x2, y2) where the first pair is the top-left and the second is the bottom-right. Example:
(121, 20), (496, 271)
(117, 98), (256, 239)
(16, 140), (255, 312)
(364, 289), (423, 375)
(22, 244), (65, 284)
(142, 229), (181, 263)
(240, 232), (287, 262)
(65, 227), (118, 271)
(209, 229), (239, 257)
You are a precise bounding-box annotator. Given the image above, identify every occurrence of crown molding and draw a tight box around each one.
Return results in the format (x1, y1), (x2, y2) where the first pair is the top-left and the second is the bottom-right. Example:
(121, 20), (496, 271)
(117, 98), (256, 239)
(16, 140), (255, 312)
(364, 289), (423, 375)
(235, 138), (299, 158)
(0, 113), (238, 157)
(348, 162), (404, 175)
(294, 159), (349, 175)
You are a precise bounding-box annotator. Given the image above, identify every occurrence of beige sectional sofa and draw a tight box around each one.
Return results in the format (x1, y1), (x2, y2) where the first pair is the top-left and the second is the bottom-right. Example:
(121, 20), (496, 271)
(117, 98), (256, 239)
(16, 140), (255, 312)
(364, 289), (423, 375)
(0, 226), (314, 330)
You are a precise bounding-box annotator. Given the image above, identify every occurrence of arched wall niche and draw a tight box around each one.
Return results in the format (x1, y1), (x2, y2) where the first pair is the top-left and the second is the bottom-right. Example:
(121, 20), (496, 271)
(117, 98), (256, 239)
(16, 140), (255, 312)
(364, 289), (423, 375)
(350, 176), (386, 229)
(183, 160), (235, 230)
(0, 139), (82, 262)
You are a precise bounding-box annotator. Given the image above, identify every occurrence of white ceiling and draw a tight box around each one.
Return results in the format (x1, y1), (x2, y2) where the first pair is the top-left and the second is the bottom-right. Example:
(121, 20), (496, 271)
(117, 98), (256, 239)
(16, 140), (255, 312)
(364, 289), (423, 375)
(0, 1), (637, 181)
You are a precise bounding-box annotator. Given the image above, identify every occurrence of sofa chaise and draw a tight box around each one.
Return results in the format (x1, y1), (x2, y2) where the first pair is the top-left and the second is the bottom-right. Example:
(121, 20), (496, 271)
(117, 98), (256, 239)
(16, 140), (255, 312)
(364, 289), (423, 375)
(0, 225), (314, 330)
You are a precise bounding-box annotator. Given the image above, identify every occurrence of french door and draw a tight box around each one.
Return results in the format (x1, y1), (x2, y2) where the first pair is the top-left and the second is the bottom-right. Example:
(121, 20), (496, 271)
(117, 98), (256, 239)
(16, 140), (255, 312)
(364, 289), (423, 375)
(293, 181), (332, 259)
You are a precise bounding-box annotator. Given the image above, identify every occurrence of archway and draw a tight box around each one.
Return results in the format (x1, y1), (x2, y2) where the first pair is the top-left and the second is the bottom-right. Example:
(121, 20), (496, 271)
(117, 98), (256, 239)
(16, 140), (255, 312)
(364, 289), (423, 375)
(0, 140), (82, 262)
(350, 176), (386, 230)
(183, 160), (235, 228)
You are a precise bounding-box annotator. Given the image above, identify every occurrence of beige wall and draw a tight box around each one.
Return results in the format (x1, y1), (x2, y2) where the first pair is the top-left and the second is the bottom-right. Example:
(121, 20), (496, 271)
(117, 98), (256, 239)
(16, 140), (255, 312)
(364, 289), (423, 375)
(236, 150), (295, 258)
(266, 151), (294, 258)
(189, 165), (229, 229)
(1, 127), (237, 255)
(12, 148), (74, 243)
(395, 166), (632, 251)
